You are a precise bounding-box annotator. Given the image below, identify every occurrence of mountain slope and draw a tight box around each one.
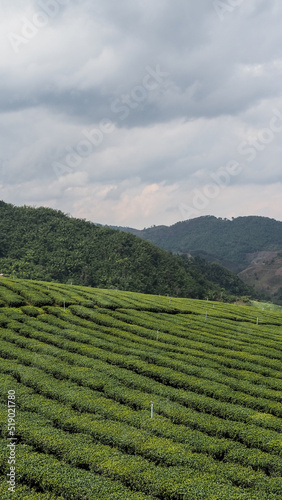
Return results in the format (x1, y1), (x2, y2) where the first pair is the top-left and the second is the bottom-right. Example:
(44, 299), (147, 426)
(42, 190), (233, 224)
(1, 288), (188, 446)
(115, 216), (282, 272)
(113, 215), (282, 302)
(238, 251), (282, 303)
(0, 201), (251, 300)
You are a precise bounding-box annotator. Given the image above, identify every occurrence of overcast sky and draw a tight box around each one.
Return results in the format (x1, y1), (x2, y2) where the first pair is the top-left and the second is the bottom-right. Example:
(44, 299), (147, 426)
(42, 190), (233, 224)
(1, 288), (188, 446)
(1, 0), (282, 228)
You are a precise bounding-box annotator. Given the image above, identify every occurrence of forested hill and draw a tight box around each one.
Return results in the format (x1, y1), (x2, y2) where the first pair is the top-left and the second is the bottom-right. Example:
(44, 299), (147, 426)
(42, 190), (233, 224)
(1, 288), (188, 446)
(116, 215), (282, 272)
(0, 201), (252, 300)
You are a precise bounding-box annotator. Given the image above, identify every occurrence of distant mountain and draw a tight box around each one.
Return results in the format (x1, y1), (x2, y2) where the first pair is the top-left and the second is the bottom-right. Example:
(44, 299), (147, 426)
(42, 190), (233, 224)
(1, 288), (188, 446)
(114, 216), (282, 271)
(0, 202), (252, 301)
(113, 215), (282, 302)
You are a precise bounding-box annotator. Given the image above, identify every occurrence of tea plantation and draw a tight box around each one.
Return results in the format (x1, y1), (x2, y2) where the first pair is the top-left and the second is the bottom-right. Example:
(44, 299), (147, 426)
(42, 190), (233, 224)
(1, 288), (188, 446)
(1, 277), (282, 499)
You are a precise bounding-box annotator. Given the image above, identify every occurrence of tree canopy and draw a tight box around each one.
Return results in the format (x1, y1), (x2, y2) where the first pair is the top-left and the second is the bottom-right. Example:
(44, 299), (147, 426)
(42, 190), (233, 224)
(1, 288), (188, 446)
(0, 201), (253, 300)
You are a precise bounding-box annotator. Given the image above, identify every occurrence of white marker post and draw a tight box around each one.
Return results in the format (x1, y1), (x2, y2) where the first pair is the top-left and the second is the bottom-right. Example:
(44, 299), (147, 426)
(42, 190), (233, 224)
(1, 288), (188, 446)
(156, 330), (159, 341)
(205, 312), (207, 320)
(256, 317), (259, 325)
(151, 401), (154, 419)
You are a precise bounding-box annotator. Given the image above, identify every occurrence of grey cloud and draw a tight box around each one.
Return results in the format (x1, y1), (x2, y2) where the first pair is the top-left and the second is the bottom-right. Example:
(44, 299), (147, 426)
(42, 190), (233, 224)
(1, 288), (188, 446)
(2, 0), (282, 225)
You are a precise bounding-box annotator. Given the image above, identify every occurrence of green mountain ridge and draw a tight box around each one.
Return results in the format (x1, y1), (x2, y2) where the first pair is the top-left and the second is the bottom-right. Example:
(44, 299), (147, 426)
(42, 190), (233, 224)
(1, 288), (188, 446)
(112, 215), (282, 302)
(113, 215), (282, 272)
(0, 201), (252, 301)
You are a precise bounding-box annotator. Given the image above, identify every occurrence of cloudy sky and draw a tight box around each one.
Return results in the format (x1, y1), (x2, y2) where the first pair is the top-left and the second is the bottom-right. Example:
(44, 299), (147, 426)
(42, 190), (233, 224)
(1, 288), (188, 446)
(1, 0), (282, 228)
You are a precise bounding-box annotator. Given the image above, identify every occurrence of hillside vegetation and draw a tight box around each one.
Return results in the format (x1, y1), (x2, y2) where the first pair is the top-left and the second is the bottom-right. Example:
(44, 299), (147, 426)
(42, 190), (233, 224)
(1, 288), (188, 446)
(0, 201), (252, 301)
(1, 278), (282, 499)
(118, 215), (282, 272)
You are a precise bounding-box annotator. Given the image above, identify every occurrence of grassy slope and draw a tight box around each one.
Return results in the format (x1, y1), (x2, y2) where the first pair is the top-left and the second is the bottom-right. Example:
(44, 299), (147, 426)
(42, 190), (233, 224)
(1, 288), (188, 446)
(1, 278), (282, 499)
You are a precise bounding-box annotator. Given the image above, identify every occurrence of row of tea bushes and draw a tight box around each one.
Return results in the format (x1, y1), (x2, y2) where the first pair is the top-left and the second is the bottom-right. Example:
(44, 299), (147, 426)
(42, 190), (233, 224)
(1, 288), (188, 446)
(1, 403), (282, 498)
(1, 341), (282, 467)
(0, 439), (155, 500)
(2, 369), (282, 478)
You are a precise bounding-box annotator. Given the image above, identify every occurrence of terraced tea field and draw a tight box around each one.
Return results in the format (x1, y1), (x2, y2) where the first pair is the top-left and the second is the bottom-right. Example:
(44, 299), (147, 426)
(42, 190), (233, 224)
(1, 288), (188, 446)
(1, 277), (282, 499)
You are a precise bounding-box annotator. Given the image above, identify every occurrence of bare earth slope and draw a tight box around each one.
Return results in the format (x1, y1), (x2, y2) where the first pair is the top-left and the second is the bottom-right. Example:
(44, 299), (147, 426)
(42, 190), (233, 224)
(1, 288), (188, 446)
(239, 251), (282, 297)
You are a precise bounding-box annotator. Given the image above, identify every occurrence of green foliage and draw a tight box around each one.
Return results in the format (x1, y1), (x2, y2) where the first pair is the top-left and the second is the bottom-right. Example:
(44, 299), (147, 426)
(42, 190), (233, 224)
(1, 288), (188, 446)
(0, 282), (26, 307)
(123, 215), (282, 272)
(190, 255), (253, 296)
(1, 278), (282, 498)
(0, 201), (252, 301)
(273, 287), (282, 305)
